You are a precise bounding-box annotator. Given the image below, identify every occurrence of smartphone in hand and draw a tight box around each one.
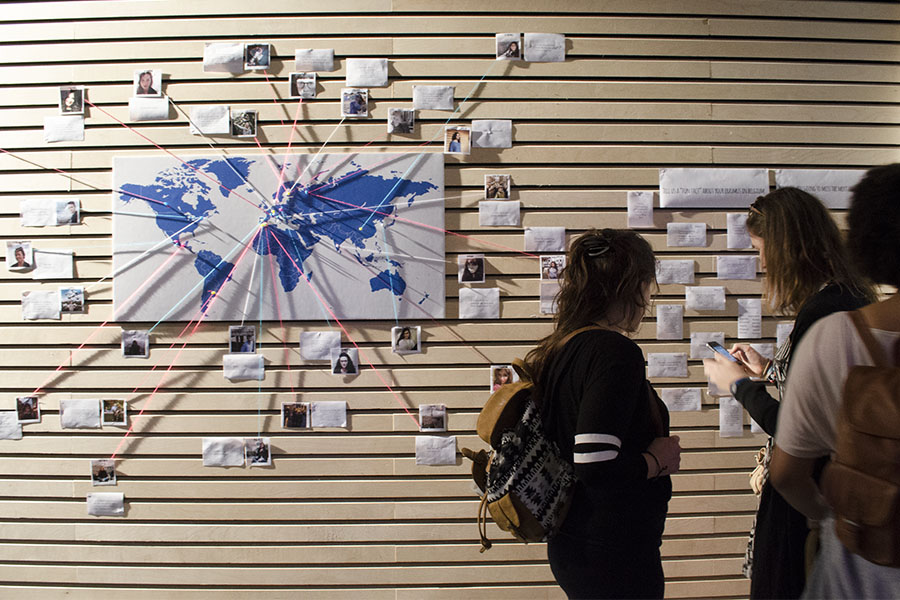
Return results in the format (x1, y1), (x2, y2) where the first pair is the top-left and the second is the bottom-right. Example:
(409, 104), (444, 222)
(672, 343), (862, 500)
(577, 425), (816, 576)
(706, 341), (746, 367)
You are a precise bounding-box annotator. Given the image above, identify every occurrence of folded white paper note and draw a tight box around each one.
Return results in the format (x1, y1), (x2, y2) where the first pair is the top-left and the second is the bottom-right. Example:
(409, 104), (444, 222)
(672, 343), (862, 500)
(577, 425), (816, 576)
(310, 401), (348, 428)
(20, 197), (61, 227)
(661, 388), (702, 412)
(415, 435), (457, 465)
(719, 397), (744, 437)
(774, 169), (866, 209)
(412, 85), (454, 110)
(0, 412), (23, 440)
(59, 398), (101, 429)
(471, 120), (513, 148)
(738, 298), (762, 339)
(295, 48), (335, 72)
(540, 281), (560, 315)
(189, 105), (230, 135)
(667, 222), (707, 247)
(647, 353), (688, 378)
(776, 322), (794, 349)
(345, 58), (388, 87)
(524, 227), (566, 252)
(459, 287), (500, 319)
(223, 354), (264, 381)
(656, 260), (695, 285)
(717, 255), (757, 280)
(87, 492), (124, 516)
(523, 32), (566, 62)
(690, 331), (726, 359)
(626, 191), (654, 228)
(128, 97), (169, 122)
(726, 213), (752, 249)
(31, 249), (73, 280)
(479, 201), (520, 226)
(21, 290), (60, 320)
(751, 417), (764, 434)
(203, 42), (244, 73)
(202, 437), (245, 467)
(751, 342), (774, 360)
(300, 331), (341, 361)
(44, 116), (84, 142)
(685, 286), (726, 311)
(655, 304), (684, 340)
(659, 168), (768, 208)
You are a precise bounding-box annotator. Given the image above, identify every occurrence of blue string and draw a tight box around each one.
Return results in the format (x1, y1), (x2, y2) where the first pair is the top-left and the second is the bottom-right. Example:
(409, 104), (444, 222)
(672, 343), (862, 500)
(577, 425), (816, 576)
(257, 227), (266, 439)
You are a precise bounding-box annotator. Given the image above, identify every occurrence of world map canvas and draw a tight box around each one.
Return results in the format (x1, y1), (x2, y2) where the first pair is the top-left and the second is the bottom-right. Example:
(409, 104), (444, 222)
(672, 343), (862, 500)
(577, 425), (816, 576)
(112, 152), (445, 321)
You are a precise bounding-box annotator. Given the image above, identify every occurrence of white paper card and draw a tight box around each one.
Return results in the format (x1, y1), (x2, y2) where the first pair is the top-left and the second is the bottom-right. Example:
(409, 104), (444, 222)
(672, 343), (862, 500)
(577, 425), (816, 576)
(415, 435), (457, 465)
(626, 191), (654, 228)
(87, 493), (124, 516)
(479, 201), (520, 226)
(20, 198), (58, 227)
(540, 281), (560, 315)
(310, 401), (348, 428)
(751, 343), (775, 360)
(655, 304), (684, 340)
(189, 105), (230, 135)
(774, 169), (866, 209)
(776, 322), (795, 349)
(685, 286), (726, 311)
(719, 397), (744, 437)
(524, 227), (565, 252)
(727, 213), (752, 249)
(717, 255), (757, 280)
(523, 33), (566, 62)
(300, 331), (341, 361)
(667, 222), (707, 247)
(661, 388), (702, 412)
(128, 97), (169, 121)
(459, 287), (500, 319)
(690, 331), (725, 359)
(751, 417), (764, 434)
(44, 116), (84, 142)
(738, 298), (762, 339)
(223, 354), (264, 381)
(648, 353), (688, 378)
(656, 260), (695, 285)
(295, 49), (335, 72)
(31, 249), (73, 280)
(59, 399), (101, 429)
(21, 290), (60, 320)
(659, 168), (768, 208)
(345, 58), (388, 87)
(0, 412), (23, 440)
(471, 120), (513, 148)
(202, 437), (245, 467)
(203, 43), (244, 73)
(412, 85), (454, 110)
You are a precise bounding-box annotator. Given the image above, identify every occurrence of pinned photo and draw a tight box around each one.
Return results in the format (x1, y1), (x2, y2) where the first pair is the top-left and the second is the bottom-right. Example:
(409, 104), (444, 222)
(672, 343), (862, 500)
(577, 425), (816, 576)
(229, 325), (256, 353)
(121, 329), (149, 358)
(244, 43), (271, 70)
(16, 396), (40, 424)
(60, 286), (85, 313)
(59, 86), (84, 115)
(491, 364), (518, 392)
(56, 199), (80, 225)
(289, 72), (317, 99)
(458, 254), (485, 283)
(91, 459), (116, 486)
(6, 241), (33, 272)
(387, 108), (415, 134)
(419, 404), (447, 432)
(392, 325), (421, 355)
(282, 402), (310, 429)
(245, 437), (271, 466)
(485, 174), (511, 199)
(133, 68), (161, 97)
(331, 348), (359, 375)
(230, 109), (258, 138)
(444, 126), (471, 155)
(102, 399), (127, 426)
(541, 255), (566, 280)
(496, 33), (522, 60)
(341, 88), (368, 117)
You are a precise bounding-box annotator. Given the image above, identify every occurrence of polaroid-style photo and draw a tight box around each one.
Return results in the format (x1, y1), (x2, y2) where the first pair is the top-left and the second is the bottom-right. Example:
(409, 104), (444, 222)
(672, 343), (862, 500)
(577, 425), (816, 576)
(282, 402), (310, 429)
(91, 459), (116, 486)
(289, 72), (317, 99)
(419, 404), (447, 432)
(133, 68), (162, 97)
(59, 86), (85, 115)
(230, 109), (258, 138)
(245, 437), (271, 466)
(496, 33), (522, 60)
(16, 396), (40, 424)
(444, 126), (471, 155)
(122, 329), (149, 358)
(59, 286), (85, 313)
(56, 199), (79, 225)
(387, 108), (415, 134)
(485, 174), (511, 199)
(541, 255), (566, 280)
(102, 399), (127, 426)
(244, 43), (271, 70)
(229, 325), (256, 353)
(6, 241), (33, 272)
(458, 254), (485, 284)
(331, 347), (359, 375)
(341, 88), (368, 118)
(491, 364), (519, 392)
(392, 325), (421, 355)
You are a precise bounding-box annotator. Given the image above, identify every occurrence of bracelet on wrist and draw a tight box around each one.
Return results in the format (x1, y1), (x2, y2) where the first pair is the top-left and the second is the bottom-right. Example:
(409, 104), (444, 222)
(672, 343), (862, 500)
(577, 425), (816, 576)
(646, 450), (662, 479)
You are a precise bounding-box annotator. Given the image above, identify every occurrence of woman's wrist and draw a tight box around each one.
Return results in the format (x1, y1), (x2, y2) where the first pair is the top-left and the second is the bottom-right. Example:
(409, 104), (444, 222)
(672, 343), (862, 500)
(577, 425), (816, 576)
(644, 451), (662, 479)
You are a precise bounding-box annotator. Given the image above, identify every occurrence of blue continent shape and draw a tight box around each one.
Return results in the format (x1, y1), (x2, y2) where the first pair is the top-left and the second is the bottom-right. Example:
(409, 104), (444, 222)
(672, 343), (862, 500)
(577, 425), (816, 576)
(369, 269), (407, 296)
(254, 226), (315, 293)
(194, 250), (235, 310)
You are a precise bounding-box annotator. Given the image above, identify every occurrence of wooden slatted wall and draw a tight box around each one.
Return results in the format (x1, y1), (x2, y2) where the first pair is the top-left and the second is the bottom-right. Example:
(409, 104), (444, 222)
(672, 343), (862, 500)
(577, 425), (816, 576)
(0, 1), (898, 597)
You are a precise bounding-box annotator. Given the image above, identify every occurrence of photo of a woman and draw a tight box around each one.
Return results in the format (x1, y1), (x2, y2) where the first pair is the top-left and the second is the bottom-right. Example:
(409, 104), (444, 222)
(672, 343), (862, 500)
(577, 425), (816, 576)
(59, 87), (84, 115)
(332, 350), (357, 374)
(8, 244), (31, 271)
(444, 127), (470, 155)
(392, 326), (420, 354)
(134, 69), (159, 96)
(491, 365), (512, 391)
(459, 255), (485, 283)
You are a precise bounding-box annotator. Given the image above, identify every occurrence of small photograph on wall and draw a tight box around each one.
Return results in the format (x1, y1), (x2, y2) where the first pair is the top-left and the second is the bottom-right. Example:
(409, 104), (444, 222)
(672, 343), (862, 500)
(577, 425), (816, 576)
(122, 329), (150, 358)
(485, 174), (510, 199)
(102, 399), (127, 426)
(16, 396), (40, 424)
(7, 241), (33, 272)
(230, 109), (258, 138)
(391, 325), (421, 355)
(541, 255), (566, 280)
(245, 437), (271, 466)
(491, 364), (518, 392)
(289, 72), (317, 99)
(387, 108), (415, 134)
(419, 404), (447, 432)
(444, 126), (471, 155)
(59, 286), (85, 313)
(229, 325), (257, 353)
(244, 43), (271, 70)
(458, 254), (485, 283)
(59, 86), (85, 115)
(133, 68), (162, 97)
(496, 33), (522, 60)
(331, 348), (359, 375)
(56, 199), (80, 225)
(91, 459), (116, 486)
(282, 402), (310, 429)
(341, 88), (368, 117)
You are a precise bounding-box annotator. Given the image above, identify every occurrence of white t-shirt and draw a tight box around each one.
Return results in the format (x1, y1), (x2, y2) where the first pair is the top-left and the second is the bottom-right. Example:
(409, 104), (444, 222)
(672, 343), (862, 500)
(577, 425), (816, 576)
(777, 311), (900, 458)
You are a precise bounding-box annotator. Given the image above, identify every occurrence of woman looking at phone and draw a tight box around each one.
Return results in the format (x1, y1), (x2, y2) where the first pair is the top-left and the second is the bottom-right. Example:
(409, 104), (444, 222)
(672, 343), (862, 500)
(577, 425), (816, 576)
(703, 187), (874, 599)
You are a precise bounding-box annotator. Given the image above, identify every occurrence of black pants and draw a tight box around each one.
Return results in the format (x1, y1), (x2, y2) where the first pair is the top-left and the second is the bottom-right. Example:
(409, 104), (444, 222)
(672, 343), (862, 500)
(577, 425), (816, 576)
(547, 529), (664, 599)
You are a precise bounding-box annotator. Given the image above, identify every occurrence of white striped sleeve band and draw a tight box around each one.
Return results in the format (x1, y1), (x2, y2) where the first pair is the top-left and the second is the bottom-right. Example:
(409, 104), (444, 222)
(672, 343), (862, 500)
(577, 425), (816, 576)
(574, 433), (621, 447)
(573, 433), (622, 464)
(574, 450), (618, 464)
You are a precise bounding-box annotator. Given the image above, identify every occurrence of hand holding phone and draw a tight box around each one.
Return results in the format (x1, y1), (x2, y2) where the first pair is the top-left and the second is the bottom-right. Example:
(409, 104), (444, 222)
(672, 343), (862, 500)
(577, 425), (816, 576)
(706, 341), (746, 367)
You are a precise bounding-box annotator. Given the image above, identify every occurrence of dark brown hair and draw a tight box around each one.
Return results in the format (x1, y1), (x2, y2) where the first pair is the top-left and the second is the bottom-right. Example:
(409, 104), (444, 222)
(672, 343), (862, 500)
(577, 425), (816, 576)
(847, 164), (900, 288)
(746, 187), (875, 314)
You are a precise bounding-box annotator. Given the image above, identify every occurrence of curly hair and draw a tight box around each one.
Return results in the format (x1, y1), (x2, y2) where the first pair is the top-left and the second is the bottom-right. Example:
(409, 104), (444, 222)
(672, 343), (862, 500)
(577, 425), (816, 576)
(847, 164), (900, 288)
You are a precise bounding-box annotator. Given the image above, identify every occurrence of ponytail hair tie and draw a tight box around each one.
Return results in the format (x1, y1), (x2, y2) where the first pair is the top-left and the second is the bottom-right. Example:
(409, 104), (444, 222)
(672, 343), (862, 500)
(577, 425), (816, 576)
(584, 235), (612, 258)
